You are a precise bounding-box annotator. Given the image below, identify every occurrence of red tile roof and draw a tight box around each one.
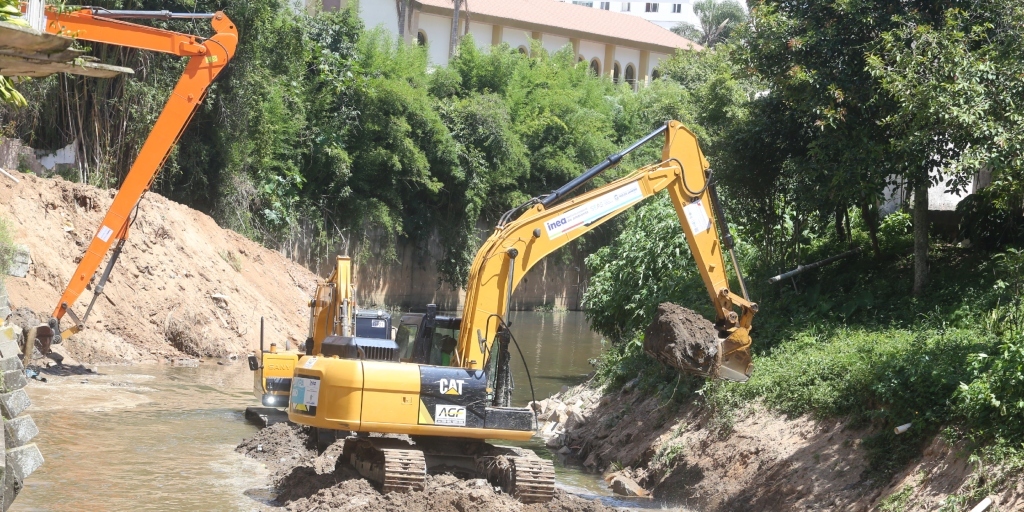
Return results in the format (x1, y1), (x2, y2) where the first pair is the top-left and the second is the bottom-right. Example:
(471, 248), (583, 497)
(414, 0), (701, 52)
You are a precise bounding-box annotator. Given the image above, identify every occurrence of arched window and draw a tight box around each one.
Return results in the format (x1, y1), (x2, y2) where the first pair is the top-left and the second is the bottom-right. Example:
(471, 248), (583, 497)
(590, 58), (601, 76)
(417, 30), (427, 46)
(578, 55), (585, 63)
(651, 68), (661, 80)
(612, 62), (621, 83)
(624, 64), (636, 88)
(518, 45), (529, 55)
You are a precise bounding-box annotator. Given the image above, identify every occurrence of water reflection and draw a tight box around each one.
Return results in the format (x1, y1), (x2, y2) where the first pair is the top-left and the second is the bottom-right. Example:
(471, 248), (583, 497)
(506, 311), (605, 405)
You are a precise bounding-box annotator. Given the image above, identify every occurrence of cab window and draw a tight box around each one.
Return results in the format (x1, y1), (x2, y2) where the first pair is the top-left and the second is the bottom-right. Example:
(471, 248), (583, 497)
(395, 323), (418, 362)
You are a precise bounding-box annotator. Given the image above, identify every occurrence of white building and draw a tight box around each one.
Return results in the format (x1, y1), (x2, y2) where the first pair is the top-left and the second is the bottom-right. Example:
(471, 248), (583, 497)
(558, 1), (698, 30)
(319, 0), (700, 84)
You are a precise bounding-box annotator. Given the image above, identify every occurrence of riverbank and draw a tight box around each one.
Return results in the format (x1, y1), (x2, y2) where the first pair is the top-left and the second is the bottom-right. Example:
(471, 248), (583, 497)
(536, 379), (1024, 511)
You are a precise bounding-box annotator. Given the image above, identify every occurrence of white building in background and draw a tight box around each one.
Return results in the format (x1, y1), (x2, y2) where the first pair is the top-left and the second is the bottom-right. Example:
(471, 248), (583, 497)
(558, 1), (698, 30)
(317, 0), (700, 83)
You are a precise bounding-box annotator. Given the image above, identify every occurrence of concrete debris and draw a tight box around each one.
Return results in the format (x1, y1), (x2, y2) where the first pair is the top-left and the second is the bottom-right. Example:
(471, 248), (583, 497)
(609, 474), (649, 497)
(531, 385), (602, 450)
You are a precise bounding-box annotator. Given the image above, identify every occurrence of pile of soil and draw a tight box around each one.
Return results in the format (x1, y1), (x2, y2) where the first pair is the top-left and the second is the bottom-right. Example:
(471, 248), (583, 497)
(643, 303), (719, 376)
(237, 424), (612, 512)
(554, 380), (1024, 512)
(1, 174), (318, 363)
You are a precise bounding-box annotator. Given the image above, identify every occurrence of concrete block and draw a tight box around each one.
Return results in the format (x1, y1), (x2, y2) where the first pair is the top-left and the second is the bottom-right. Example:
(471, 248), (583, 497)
(6, 245), (30, 278)
(3, 416), (37, 448)
(6, 443), (43, 480)
(0, 390), (30, 419)
(0, 370), (26, 393)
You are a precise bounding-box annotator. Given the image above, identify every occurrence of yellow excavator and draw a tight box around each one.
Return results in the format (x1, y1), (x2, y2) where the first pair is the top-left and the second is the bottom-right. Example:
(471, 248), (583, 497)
(286, 121), (757, 502)
(247, 257), (392, 419)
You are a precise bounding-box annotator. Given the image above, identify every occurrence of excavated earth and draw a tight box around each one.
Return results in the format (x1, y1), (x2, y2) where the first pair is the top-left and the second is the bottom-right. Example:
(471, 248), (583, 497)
(237, 423), (614, 512)
(1, 174), (318, 363)
(543, 381), (1024, 512)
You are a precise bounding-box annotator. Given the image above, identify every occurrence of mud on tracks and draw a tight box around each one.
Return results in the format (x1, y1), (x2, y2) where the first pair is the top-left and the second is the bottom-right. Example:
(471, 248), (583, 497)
(237, 423), (612, 512)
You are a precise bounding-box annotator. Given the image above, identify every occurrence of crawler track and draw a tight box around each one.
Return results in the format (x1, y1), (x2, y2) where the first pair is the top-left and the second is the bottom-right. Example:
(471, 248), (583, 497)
(381, 448), (427, 493)
(503, 456), (555, 504)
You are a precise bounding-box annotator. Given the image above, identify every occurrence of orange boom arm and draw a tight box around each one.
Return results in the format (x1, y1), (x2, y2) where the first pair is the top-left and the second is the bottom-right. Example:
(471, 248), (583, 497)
(44, 9), (238, 333)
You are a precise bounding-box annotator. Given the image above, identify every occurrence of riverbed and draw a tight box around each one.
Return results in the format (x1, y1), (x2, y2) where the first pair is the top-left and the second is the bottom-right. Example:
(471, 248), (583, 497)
(14, 312), (665, 511)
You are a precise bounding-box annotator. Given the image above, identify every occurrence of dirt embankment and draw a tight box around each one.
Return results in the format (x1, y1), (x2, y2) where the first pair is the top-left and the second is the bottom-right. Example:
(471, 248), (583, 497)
(1, 174), (318, 363)
(538, 381), (1024, 512)
(237, 423), (613, 512)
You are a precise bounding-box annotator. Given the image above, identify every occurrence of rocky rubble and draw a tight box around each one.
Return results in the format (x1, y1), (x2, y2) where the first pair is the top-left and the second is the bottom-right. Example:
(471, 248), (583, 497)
(530, 384), (649, 498)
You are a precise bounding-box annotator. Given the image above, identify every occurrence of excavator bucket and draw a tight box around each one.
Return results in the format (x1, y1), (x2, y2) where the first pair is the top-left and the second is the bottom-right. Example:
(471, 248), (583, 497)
(642, 303), (753, 382)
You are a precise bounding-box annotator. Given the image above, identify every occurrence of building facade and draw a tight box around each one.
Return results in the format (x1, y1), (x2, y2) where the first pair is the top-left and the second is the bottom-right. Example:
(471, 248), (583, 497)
(319, 0), (700, 84)
(558, 1), (698, 30)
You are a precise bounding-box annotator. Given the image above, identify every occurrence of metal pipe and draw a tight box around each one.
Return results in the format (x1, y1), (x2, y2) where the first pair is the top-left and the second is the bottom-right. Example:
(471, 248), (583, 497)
(706, 178), (749, 301)
(82, 239), (125, 322)
(767, 248), (861, 284)
(504, 248), (518, 326)
(540, 123), (668, 207)
(260, 317), (264, 353)
(88, 9), (216, 19)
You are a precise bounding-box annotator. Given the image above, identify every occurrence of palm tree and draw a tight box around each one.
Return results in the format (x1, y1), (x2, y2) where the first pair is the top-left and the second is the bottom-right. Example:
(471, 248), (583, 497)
(671, 0), (747, 47)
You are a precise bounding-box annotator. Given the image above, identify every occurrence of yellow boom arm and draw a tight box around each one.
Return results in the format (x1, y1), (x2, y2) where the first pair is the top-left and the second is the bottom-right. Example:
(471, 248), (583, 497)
(457, 121), (757, 379)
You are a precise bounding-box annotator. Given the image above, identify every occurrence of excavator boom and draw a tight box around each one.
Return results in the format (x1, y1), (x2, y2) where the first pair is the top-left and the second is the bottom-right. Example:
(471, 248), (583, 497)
(458, 121), (756, 380)
(42, 9), (238, 337)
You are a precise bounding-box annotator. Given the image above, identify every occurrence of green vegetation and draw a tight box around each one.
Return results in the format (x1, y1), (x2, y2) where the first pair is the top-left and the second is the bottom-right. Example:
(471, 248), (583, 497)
(3, 0), (1024, 490)
(0, 216), (13, 278)
(580, 0), (1024, 485)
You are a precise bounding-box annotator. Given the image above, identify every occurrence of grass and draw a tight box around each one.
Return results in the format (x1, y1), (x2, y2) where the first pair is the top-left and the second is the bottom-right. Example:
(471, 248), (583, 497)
(879, 484), (914, 512)
(591, 239), (1024, 481)
(0, 216), (13, 277)
(218, 250), (243, 272)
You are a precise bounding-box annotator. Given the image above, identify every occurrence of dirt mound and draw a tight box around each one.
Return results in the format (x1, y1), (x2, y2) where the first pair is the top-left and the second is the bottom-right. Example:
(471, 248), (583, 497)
(238, 424), (612, 512)
(236, 423), (316, 471)
(643, 303), (719, 376)
(0, 174), (318, 363)
(289, 474), (609, 512)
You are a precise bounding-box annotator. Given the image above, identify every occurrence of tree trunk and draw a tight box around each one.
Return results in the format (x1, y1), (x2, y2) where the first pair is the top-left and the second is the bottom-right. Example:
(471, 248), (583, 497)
(913, 181), (929, 295)
(861, 202), (881, 257)
(835, 207), (846, 241)
(396, 0), (407, 39)
(449, 0), (462, 58)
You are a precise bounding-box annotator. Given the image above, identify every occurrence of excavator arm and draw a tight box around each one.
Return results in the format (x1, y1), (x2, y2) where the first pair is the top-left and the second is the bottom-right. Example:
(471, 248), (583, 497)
(458, 121), (757, 381)
(42, 8), (238, 339)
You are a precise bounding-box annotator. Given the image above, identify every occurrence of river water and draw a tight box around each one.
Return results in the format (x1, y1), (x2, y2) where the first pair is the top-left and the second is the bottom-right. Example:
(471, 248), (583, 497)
(14, 312), (665, 511)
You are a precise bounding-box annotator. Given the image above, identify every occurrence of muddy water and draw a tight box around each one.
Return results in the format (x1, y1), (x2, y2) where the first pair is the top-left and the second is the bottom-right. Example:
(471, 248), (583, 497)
(14, 312), (664, 511)
(506, 311), (606, 405)
(14, 363), (270, 511)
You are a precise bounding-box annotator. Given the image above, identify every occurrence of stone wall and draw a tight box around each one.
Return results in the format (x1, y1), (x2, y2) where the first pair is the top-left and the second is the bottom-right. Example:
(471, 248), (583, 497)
(279, 221), (589, 312)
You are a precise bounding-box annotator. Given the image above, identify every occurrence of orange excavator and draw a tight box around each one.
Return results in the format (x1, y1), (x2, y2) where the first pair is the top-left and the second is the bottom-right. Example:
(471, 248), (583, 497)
(41, 7), (238, 342)
(2, 7), (236, 510)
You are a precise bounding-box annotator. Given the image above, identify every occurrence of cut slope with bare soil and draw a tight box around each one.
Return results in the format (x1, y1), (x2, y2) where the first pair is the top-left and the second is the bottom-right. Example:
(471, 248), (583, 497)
(547, 382), (1024, 512)
(1, 174), (317, 363)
